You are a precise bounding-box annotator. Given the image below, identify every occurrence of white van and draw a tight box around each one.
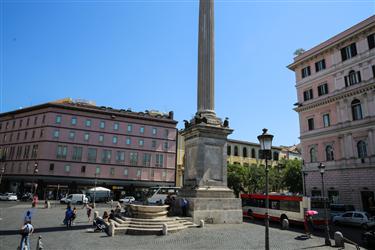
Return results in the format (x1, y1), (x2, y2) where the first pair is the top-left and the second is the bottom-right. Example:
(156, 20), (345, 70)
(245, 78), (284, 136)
(60, 194), (88, 204)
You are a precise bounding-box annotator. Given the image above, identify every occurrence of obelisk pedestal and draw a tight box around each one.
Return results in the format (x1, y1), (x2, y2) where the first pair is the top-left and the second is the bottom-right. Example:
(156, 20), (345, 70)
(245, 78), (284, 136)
(178, 0), (242, 224)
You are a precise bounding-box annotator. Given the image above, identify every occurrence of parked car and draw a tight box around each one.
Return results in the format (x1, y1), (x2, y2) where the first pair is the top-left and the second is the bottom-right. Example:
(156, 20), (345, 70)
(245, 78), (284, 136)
(333, 211), (375, 230)
(330, 204), (355, 219)
(362, 230), (375, 248)
(119, 196), (135, 204)
(0, 193), (18, 201)
(60, 194), (88, 204)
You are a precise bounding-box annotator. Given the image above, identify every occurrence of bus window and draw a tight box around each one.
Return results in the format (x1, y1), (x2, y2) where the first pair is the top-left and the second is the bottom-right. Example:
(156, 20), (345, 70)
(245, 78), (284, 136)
(280, 200), (300, 212)
(270, 200), (280, 210)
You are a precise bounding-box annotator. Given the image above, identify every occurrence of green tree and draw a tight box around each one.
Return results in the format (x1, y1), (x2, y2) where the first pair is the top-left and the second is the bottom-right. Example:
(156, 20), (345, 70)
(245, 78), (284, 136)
(282, 158), (303, 194)
(227, 163), (247, 197)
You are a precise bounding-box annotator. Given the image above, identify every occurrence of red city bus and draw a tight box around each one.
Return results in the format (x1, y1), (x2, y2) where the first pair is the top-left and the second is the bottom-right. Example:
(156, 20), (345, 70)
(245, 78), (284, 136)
(241, 193), (311, 227)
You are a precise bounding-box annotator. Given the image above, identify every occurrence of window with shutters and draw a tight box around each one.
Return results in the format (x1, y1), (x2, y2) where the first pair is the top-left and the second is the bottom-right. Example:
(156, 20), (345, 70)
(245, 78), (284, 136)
(72, 146), (83, 161)
(301, 66), (311, 78)
(116, 151), (125, 163)
(101, 149), (112, 163)
(323, 114), (330, 127)
(227, 145), (231, 156)
(325, 145), (334, 161)
(341, 43), (357, 61)
(155, 154), (164, 167)
(351, 99), (363, 121)
(357, 141), (367, 159)
(56, 145), (67, 159)
(143, 153), (151, 167)
(315, 59), (326, 72)
(368, 33), (375, 50)
(310, 147), (317, 162)
(317, 83), (328, 96)
(87, 148), (97, 163)
(130, 152), (138, 166)
(303, 89), (313, 101)
(345, 70), (361, 87)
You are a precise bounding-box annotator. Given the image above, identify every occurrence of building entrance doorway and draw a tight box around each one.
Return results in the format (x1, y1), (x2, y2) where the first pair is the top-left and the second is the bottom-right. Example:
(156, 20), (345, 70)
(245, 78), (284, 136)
(361, 191), (374, 215)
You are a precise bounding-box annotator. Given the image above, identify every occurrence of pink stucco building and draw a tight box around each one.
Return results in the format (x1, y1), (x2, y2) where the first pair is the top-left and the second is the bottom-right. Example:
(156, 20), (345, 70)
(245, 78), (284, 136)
(288, 15), (375, 211)
(0, 99), (177, 200)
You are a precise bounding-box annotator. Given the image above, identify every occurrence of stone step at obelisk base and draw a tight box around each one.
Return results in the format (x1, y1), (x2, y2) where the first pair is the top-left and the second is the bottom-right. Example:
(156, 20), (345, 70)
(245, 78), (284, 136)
(108, 215), (198, 236)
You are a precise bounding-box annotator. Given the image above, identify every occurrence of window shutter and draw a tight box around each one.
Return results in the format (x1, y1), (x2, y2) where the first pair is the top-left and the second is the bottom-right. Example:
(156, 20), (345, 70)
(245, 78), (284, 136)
(357, 71), (361, 82)
(368, 34), (375, 50)
(344, 76), (348, 87)
(351, 43), (357, 57)
(318, 86), (322, 96)
(307, 66), (311, 75)
(341, 48), (347, 61)
(322, 59), (326, 69)
(315, 62), (319, 72)
(303, 91), (307, 101)
(372, 65), (375, 78)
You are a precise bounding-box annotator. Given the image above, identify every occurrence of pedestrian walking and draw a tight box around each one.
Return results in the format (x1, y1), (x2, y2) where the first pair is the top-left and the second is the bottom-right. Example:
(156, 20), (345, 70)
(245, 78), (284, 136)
(180, 198), (189, 217)
(71, 207), (77, 225)
(23, 210), (32, 224)
(304, 214), (314, 238)
(86, 203), (93, 222)
(19, 221), (34, 250)
(64, 204), (73, 229)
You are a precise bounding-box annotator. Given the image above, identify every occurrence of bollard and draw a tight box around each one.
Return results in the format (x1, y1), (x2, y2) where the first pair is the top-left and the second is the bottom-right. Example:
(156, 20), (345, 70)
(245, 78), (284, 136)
(109, 222), (115, 237)
(199, 219), (205, 228)
(36, 235), (43, 250)
(334, 231), (345, 248)
(162, 223), (168, 236)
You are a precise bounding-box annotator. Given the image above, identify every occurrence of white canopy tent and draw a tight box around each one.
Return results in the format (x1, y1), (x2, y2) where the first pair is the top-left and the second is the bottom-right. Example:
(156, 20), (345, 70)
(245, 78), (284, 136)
(87, 187), (111, 192)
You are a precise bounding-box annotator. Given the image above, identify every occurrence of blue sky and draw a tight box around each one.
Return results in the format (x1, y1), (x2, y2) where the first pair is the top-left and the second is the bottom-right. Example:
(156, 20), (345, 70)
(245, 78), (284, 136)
(1, 0), (374, 146)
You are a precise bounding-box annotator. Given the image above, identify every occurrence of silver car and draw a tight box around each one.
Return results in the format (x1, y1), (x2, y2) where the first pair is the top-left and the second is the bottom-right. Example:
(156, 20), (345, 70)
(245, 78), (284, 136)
(0, 193), (18, 201)
(333, 211), (375, 230)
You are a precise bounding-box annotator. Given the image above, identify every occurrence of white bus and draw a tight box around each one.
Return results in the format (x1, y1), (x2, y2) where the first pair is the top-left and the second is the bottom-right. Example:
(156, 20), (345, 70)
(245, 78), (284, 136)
(241, 193), (311, 228)
(147, 186), (180, 204)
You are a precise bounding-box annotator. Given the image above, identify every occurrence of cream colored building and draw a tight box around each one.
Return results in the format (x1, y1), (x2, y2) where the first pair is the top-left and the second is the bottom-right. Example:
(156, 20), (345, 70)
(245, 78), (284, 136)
(227, 139), (282, 167)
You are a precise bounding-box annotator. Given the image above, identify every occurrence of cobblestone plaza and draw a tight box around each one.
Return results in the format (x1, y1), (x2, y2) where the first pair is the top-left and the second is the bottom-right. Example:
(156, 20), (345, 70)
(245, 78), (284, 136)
(0, 202), (359, 250)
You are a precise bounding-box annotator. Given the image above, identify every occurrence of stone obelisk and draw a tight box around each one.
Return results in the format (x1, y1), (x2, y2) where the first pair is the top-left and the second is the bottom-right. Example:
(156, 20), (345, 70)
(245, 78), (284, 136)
(179, 0), (242, 224)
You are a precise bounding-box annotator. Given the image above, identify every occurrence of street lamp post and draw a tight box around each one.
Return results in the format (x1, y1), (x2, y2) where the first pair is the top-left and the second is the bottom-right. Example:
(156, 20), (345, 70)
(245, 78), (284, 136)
(93, 172), (98, 208)
(302, 171), (308, 196)
(258, 128), (274, 250)
(318, 163), (331, 246)
(32, 162), (39, 196)
(0, 166), (5, 186)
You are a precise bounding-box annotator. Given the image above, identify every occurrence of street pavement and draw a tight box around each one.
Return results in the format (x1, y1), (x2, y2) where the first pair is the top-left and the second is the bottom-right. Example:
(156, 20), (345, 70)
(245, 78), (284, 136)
(0, 201), (363, 250)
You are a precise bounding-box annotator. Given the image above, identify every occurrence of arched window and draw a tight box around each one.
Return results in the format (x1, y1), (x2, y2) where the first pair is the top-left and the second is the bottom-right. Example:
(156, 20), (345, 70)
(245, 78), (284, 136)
(351, 99), (363, 121)
(357, 141), (367, 159)
(227, 145), (231, 156)
(234, 146), (239, 156)
(243, 147), (248, 158)
(325, 145), (334, 161)
(310, 147), (317, 162)
(251, 148), (256, 158)
(273, 151), (279, 161)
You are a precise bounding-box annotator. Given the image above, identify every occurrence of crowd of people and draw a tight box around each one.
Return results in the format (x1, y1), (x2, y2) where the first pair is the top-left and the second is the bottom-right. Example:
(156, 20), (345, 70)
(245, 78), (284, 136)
(18, 194), (190, 248)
